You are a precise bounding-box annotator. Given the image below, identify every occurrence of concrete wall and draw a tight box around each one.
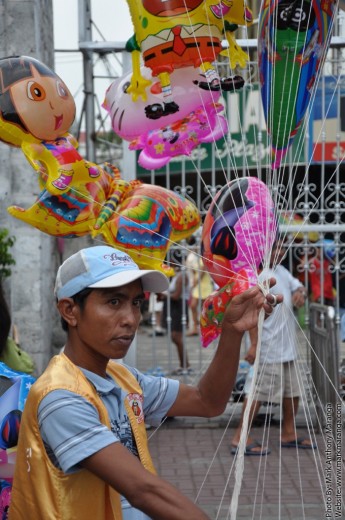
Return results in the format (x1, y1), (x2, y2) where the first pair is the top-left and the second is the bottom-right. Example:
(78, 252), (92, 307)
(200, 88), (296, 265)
(0, 0), (60, 375)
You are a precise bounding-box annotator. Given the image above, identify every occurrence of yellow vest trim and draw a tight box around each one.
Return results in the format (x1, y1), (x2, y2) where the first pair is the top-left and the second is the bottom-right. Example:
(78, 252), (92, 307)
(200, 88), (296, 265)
(9, 354), (156, 520)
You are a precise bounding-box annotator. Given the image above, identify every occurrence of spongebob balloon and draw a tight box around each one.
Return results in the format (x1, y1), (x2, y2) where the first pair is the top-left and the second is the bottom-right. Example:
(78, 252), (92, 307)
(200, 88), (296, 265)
(125, 0), (252, 119)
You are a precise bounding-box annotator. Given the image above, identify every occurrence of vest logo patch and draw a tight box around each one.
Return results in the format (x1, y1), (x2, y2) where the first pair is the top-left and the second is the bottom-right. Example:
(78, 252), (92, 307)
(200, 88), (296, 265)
(127, 393), (144, 424)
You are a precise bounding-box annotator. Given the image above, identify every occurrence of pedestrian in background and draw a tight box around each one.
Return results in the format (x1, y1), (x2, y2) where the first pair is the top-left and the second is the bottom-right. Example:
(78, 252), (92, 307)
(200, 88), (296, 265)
(160, 266), (192, 375)
(148, 293), (165, 336)
(185, 252), (214, 337)
(231, 241), (314, 455)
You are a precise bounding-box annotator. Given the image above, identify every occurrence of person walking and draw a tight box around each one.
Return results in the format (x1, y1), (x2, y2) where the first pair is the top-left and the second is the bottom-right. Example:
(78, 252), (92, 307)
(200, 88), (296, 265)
(231, 241), (315, 456)
(161, 266), (192, 375)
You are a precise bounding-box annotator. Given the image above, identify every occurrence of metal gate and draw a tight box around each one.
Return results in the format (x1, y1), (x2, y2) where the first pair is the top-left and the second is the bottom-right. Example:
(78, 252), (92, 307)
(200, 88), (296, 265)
(309, 303), (340, 429)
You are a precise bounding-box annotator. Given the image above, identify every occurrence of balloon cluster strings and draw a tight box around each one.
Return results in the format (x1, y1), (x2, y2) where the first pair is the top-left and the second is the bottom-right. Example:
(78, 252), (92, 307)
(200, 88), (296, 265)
(120, 4), (345, 518)
(148, 5), (274, 285)
(265, 0), (340, 243)
(228, 308), (265, 519)
(168, 5), (278, 283)
(2, 3), (345, 517)
(119, 3), (345, 517)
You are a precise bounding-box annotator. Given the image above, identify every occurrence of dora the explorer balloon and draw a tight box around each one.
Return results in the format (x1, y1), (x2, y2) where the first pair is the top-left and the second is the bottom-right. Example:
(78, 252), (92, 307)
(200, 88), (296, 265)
(125, 0), (252, 119)
(0, 57), (201, 275)
(0, 55), (102, 195)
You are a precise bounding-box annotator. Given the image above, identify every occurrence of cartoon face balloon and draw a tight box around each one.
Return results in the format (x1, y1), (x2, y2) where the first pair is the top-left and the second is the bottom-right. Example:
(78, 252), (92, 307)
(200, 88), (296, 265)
(0, 56), (75, 147)
(124, 0), (252, 119)
(2, 56), (201, 276)
(0, 57), (103, 200)
(102, 66), (221, 141)
(201, 177), (278, 288)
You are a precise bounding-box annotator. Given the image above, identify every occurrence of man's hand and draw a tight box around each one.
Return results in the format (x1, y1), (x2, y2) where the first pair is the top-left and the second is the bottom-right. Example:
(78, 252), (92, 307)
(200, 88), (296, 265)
(292, 287), (306, 308)
(245, 344), (257, 365)
(222, 279), (283, 334)
(170, 280), (282, 419)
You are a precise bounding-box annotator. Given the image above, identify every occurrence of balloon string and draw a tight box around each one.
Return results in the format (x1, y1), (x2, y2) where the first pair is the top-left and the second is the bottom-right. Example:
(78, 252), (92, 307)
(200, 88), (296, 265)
(229, 308), (265, 520)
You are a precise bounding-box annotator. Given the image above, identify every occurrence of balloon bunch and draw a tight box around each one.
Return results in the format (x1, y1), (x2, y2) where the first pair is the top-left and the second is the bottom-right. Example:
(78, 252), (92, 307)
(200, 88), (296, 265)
(1, 56), (201, 276)
(103, 0), (253, 169)
(200, 177), (278, 346)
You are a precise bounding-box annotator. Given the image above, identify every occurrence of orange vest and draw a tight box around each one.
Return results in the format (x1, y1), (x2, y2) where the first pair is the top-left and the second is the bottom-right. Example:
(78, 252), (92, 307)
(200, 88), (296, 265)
(9, 353), (156, 520)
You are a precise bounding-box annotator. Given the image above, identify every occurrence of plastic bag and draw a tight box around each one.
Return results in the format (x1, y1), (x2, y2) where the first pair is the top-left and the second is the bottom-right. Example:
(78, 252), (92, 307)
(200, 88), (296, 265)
(0, 338), (34, 375)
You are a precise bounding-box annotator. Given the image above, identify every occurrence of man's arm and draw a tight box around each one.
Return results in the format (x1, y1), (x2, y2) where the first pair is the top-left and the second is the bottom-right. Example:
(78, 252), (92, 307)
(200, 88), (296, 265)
(292, 286), (306, 308)
(168, 283), (282, 418)
(80, 442), (209, 519)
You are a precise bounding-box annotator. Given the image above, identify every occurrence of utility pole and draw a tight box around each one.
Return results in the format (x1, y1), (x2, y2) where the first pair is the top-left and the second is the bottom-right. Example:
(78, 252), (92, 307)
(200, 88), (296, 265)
(79, 0), (96, 163)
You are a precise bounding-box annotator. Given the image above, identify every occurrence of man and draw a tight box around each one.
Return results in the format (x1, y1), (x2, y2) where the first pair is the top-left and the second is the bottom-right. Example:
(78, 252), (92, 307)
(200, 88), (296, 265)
(9, 245), (281, 519)
(231, 241), (315, 456)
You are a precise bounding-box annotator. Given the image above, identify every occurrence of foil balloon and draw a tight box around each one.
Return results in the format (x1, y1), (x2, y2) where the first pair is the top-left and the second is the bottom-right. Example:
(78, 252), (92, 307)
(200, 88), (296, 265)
(258, 0), (336, 169)
(0, 56), (103, 195)
(22, 135), (103, 196)
(102, 66), (222, 141)
(8, 164), (116, 238)
(200, 177), (277, 345)
(129, 102), (227, 170)
(124, 0), (252, 119)
(202, 177), (277, 287)
(200, 271), (250, 347)
(0, 56), (75, 147)
(0, 364), (35, 515)
(95, 179), (201, 276)
(9, 165), (201, 276)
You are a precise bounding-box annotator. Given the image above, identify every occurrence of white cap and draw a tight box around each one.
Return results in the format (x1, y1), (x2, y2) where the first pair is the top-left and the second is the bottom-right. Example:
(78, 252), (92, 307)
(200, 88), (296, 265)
(55, 246), (169, 300)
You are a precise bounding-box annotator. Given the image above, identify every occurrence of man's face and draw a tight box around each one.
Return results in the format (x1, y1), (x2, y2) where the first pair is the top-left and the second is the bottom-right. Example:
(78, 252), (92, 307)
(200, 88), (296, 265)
(72, 279), (144, 362)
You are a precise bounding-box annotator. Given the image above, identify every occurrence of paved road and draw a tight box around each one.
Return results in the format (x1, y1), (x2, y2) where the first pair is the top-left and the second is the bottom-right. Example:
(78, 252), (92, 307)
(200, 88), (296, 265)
(132, 324), (345, 520)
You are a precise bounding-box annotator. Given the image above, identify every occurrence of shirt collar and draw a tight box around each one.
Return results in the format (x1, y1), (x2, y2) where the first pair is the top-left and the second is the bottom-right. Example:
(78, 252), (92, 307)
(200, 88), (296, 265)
(80, 366), (118, 395)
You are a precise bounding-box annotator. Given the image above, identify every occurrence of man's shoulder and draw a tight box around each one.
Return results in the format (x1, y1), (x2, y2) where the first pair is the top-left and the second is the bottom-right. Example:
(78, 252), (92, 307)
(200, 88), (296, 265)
(274, 264), (289, 275)
(32, 355), (93, 399)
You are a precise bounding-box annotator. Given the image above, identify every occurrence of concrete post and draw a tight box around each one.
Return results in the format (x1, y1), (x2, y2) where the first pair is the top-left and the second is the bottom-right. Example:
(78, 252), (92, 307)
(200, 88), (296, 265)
(0, 0), (57, 375)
